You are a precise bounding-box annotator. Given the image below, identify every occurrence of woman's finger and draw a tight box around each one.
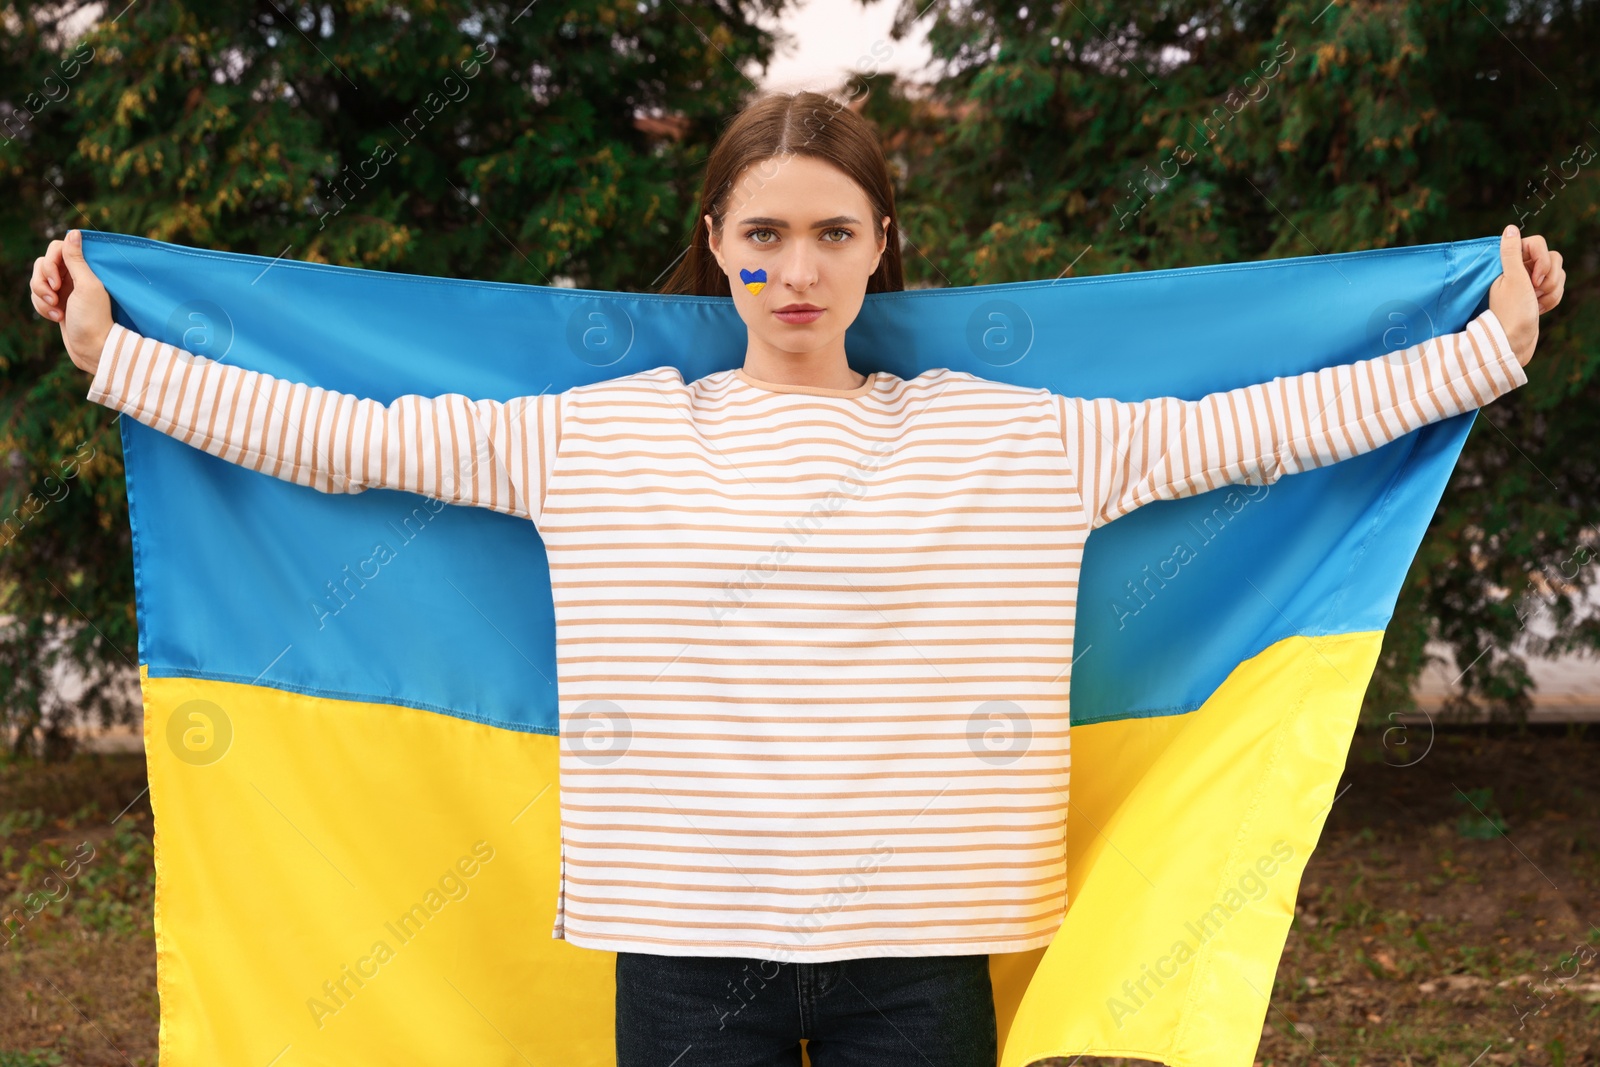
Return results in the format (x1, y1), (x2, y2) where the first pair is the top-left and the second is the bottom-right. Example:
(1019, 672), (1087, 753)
(30, 257), (48, 302)
(1541, 252), (1564, 294)
(31, 291), (61, 321)
(1530, 247), (1551, 288)
(43, 240), (64, 290)
(1535, 256), (1565, 313)
(1521, 232), (1549, 269)
(1540, 274), (1565, 313)
(30, 254), (62, 308)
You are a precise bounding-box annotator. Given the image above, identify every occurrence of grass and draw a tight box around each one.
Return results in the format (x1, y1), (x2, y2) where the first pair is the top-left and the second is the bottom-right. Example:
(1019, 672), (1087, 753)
(0, 753), (155, 1066)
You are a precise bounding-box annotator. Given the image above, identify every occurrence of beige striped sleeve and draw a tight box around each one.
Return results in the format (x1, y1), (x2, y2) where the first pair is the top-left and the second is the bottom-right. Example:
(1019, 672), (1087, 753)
(1057, 308), (1528, 530)
(85, 323), (566, 524)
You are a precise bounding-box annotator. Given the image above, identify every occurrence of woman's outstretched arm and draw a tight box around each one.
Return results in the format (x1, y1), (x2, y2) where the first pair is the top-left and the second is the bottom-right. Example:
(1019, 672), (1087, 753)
(1057, 309), (1522, 530)
(86, 323), (563, 523)
(31, 230), (564, 525)
(1057, 226), (1566, 531)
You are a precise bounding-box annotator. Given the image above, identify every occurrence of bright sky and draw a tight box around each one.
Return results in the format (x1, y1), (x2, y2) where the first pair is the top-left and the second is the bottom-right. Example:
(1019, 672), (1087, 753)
(756, 0), (936, 92)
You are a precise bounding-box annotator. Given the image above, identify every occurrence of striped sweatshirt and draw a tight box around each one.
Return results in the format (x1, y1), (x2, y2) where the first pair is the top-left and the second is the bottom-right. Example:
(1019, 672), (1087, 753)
(87, 308), (1525, 962)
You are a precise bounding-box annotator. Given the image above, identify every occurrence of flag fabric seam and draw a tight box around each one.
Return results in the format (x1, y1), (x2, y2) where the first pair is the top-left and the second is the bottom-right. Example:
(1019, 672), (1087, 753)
(120, 415), (151, 665)
(138, 664), (561, 735)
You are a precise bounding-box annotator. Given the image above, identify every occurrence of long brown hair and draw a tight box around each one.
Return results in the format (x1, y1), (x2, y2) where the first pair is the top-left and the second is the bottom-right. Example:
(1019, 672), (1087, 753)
(658, 91), (905, 297)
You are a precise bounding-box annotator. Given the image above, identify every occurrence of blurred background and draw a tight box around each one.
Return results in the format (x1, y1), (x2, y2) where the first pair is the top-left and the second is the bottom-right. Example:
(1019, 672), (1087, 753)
(1, 0), (1597, 1063)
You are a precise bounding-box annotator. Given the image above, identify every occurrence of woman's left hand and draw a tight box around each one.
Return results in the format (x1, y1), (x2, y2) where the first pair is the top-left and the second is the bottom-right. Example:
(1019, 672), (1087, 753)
(1490, 223), (1566, 367)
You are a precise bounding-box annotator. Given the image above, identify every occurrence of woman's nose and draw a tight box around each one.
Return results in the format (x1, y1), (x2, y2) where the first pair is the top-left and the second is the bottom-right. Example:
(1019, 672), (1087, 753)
(776, 246), (819, 289)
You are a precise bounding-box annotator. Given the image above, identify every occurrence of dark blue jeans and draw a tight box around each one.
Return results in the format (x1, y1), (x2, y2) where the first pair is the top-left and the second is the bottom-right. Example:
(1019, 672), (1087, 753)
(614, 950), (997, 1067)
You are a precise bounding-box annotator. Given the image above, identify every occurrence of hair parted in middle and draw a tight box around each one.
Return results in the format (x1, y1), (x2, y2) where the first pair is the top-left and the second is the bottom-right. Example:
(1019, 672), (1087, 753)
(657, 90), (905, 298)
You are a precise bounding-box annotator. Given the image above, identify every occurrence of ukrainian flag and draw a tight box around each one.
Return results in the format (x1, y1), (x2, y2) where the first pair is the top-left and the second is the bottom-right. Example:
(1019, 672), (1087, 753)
(82, 230), (1506, 1066)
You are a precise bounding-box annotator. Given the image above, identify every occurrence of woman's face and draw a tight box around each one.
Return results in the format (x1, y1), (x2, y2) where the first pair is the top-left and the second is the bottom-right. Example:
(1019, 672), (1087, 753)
(705, 154), (890, 359)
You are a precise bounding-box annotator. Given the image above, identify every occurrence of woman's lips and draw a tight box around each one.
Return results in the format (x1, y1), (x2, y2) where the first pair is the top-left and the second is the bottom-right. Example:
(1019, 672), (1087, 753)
(773, 308), (823, 324)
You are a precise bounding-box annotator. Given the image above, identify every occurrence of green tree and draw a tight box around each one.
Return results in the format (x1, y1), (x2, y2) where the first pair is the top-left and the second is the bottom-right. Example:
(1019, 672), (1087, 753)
(0, 0), (787, 757)
(4, 0), (1597, 759)
(864, 0), (1599, 725)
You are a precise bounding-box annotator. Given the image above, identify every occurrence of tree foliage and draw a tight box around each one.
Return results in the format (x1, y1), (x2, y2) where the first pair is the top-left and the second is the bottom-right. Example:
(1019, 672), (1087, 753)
(0, 0), (785, 756)
(863, 0), (1600, 726)
(2, 0), (1596, 757)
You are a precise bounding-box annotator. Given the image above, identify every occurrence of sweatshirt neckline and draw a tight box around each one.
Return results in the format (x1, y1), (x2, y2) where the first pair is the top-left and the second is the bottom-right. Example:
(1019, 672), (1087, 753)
(733, 366), (880, 398)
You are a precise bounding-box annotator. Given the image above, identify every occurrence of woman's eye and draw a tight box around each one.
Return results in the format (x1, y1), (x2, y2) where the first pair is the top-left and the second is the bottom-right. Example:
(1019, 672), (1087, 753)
(744, 227), (853, 244)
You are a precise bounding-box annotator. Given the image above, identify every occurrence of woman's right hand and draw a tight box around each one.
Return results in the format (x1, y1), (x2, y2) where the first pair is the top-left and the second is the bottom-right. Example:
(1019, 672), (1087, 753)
(29, 229), (113, 375)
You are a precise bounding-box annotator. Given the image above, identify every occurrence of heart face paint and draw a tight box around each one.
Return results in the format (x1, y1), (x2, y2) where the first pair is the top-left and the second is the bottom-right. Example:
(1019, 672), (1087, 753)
(738, 267), (767, 295)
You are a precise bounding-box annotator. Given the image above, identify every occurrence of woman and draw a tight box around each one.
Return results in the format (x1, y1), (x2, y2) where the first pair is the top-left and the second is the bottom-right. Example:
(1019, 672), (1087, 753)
(30, 90), (1566, 1067)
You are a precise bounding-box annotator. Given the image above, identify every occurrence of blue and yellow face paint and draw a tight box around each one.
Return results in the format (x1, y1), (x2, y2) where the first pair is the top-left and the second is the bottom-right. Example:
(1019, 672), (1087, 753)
(739, 267), (766, 295)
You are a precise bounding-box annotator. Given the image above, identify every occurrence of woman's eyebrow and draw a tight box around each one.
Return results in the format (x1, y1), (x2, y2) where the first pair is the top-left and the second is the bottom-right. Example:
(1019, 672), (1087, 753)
(735, 215), (862, 228)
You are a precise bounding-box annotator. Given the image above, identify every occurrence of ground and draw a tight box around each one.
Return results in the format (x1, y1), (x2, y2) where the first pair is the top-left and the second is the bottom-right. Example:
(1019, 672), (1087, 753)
(2, 726), (1597, 1066)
